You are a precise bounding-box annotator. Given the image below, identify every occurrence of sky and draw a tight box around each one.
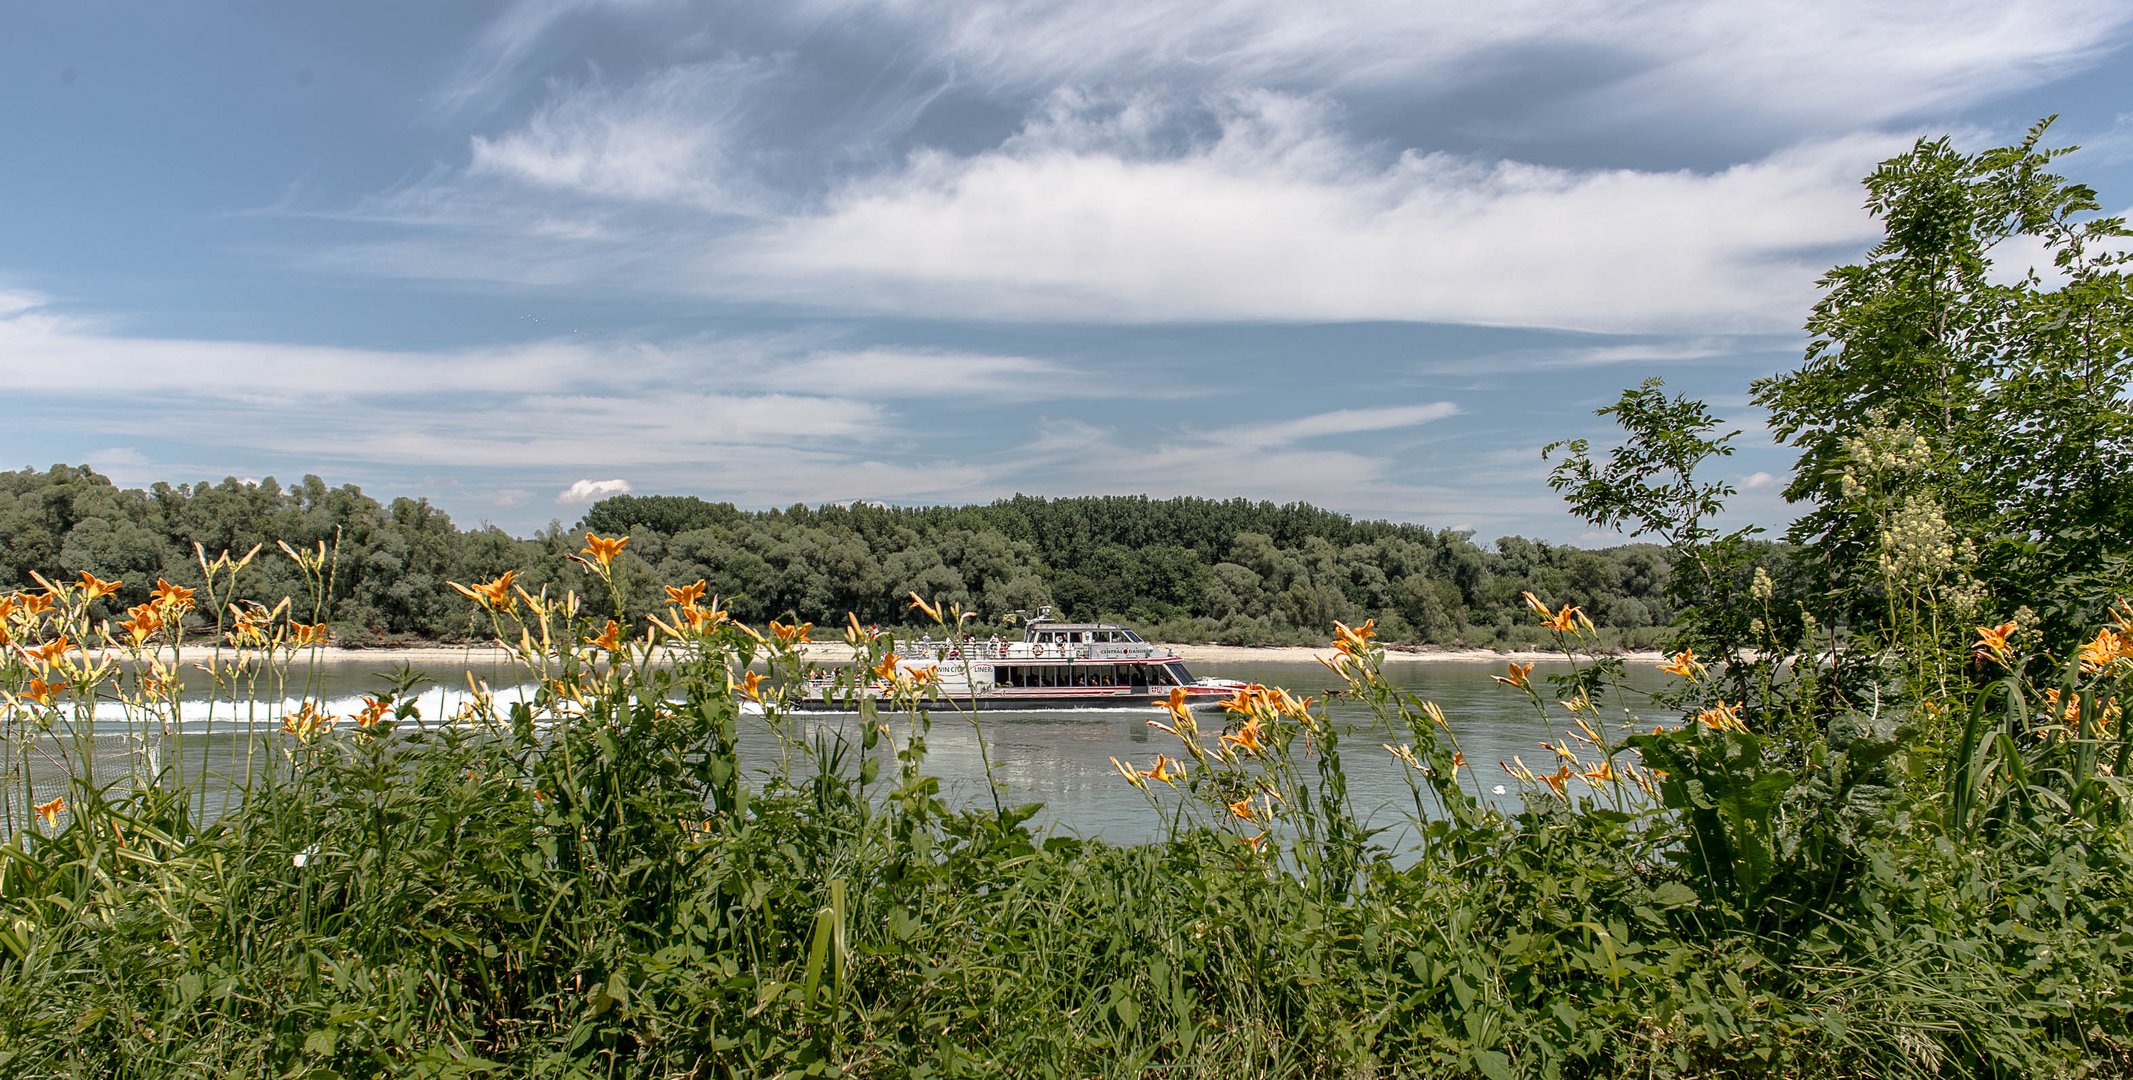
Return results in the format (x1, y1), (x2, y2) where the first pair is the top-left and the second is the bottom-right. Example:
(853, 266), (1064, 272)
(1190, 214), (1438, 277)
(4, 2), (2132, 543)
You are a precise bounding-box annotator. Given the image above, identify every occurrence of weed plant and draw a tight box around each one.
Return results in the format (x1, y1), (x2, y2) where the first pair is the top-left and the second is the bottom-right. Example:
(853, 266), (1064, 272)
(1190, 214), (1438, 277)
(1, 536), (2130, 1077)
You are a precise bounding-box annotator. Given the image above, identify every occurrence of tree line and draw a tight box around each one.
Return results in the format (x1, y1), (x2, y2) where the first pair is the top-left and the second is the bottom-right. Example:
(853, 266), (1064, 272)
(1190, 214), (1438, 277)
(0, 471), (1689, 647)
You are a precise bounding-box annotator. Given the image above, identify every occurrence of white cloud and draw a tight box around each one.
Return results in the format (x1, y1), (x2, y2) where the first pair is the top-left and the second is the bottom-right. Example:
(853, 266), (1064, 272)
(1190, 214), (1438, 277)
(796, 0), (2133, 132)
(727, 96), (1896, 332)
(1742, 470), (1778, 491)
(558, 478), (631, 504)
(468, 59), (779, 210)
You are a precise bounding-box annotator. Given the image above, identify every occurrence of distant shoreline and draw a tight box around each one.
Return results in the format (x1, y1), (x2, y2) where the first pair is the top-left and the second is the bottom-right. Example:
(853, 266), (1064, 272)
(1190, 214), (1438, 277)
(131, 641), (1666, 669)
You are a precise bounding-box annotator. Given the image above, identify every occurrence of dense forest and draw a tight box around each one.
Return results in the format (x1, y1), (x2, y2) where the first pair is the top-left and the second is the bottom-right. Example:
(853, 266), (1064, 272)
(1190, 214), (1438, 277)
(0, 468), (1685, 648)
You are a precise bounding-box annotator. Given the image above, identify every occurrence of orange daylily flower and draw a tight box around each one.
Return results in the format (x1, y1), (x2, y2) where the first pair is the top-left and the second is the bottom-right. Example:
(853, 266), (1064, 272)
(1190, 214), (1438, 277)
(579, 533), (628, 570)
(352, 695), (392, 728)
(34, 796), (65, 828)
(1159, 686), (1192, 723)
(1332, 619), (1376, 658)
(1452, 751), (1468, 778)
(2080, 627), (2129, 674)
(17, 592), (54, 616)
(1975, 620), (2017, 656)
(1539, 764), (1572, 797)
(1658, 648), (1704, 678)
(76, 571), (123, 600)
(1227, 795), (1257, 822)
(1694, 700), (1746, 733)
(25, 678), (68, 706)
(119, 604), (163, 645)
(1491, 661), (1533, 691)
(449, 571), (518, 612)
(1220, 715), (1267, 756)
(681, 603), (729, 633)
(1138, 755), (1184, 784)
(665, 580), (709, 607)
(150, 579), (196, 610)
(769, 619), (812, 646)
(281, 701), (329, 740)
(1242, 831), (1268, 853)
(290, 622), (330, 648)
(739, 670), (765, 702)
(873, 653), (903, 682)
(590, 620), (623, 653)
(1539, 603), (1587, 634)
(21, 636), (75, 668)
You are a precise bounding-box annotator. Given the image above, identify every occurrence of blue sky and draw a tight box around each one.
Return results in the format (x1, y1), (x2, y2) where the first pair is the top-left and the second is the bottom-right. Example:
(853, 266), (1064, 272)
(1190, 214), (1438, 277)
(5, 2), (2132, 542)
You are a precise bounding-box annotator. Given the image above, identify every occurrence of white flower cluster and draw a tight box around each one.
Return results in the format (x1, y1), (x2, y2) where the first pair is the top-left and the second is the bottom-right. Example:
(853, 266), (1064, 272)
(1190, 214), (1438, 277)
(1750, 566), (1775, 602)
(1876, 494), (1957, 586)
(1839, 415), (1934, 501)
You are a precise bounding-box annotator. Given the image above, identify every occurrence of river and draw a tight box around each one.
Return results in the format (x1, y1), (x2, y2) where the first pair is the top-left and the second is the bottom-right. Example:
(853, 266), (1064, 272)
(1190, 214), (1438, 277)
(16, 658), (1671, 844)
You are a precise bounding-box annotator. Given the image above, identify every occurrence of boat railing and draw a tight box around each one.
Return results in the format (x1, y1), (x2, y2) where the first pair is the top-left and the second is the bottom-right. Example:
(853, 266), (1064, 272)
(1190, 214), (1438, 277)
(904, 638), (1166, 662)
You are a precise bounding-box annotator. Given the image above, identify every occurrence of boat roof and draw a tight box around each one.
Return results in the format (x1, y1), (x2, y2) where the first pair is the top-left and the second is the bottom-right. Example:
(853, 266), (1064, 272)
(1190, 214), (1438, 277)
(1027, 620), (1135, 632)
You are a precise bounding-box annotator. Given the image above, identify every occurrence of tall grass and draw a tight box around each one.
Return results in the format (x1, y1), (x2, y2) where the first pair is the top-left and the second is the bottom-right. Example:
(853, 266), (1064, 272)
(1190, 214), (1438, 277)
(2, 539), (2130, 1076)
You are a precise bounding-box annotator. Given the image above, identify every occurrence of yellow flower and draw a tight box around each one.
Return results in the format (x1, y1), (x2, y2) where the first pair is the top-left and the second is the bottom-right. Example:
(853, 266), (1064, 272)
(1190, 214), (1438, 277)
(1658, 648), (1704, 679)
(1332, 619), (1376, 657)
(75, 571), (122, 600)
(34, 796), (65, 828)
(449, 571), (518, 612)
(579, 533), (629, 570)
(1491, 661), (1533, 691)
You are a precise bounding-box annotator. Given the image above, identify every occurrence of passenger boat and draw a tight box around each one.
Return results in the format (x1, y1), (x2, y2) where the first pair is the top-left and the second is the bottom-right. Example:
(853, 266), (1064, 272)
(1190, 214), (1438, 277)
(796, 608), (1247, 711)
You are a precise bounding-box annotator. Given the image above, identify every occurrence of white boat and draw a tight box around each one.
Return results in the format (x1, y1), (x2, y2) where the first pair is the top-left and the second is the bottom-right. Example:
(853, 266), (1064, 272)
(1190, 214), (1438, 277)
(796, 609), (1246, 711)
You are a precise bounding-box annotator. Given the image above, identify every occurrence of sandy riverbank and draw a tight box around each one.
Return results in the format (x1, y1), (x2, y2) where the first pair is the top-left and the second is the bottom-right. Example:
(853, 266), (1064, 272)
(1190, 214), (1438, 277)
(133, 642), (1664, 669)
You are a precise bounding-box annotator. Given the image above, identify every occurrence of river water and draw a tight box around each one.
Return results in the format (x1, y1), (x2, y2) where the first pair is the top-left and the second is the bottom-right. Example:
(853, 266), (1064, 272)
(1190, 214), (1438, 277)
(20, 658), (1669, 845)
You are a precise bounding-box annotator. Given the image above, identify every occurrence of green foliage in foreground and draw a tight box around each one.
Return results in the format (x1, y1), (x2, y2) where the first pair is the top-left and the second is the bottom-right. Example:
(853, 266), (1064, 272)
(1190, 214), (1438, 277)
(2, 578), (2131, 1077)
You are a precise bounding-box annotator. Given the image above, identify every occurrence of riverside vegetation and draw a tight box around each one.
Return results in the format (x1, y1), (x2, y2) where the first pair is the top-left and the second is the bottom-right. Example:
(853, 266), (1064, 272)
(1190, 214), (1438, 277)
(3, 123), (2132, 1077)
(0, 472), (1683, 652)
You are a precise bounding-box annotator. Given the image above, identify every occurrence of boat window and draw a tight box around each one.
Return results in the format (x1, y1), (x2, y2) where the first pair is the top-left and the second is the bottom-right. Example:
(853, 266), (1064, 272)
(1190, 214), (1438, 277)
(1130, 665), (1148, 688)
(1151, 665), (1173, 686)
(1167, 663), (1192, 685)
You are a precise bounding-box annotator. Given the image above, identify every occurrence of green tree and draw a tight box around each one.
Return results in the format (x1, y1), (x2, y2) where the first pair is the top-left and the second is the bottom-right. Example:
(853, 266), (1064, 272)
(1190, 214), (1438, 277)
(1753, 119), (2133, 638)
